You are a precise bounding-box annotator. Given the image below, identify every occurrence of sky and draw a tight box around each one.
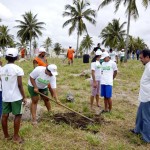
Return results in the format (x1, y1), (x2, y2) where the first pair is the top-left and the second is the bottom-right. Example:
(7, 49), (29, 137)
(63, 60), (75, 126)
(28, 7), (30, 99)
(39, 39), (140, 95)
(0, 0), (150, 51)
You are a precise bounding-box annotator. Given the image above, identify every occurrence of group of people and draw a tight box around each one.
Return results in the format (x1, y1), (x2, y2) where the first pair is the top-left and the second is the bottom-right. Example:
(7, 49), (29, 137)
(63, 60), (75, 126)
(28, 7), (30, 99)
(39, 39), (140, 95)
(90, 49), (118, 113)
(91, 44), (150, 143)
(0, 44), (150, 144)
(0, 47), (59, 143)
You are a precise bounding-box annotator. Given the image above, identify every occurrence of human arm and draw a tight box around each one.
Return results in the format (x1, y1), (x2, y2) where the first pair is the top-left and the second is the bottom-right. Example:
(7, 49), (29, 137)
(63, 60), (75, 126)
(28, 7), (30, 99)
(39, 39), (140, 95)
(30, 76), (39, 93)
(113, 70), (117, 79)
(18, 76), (27, 104)
(91, 70), (97, 88)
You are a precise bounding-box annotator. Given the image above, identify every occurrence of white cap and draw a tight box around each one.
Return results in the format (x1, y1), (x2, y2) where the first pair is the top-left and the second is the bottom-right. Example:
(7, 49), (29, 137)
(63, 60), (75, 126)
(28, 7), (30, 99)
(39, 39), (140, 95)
(6, 48), (18, 57)
(95, 50), (102, 56)
(101, 52), (110, 59)
(39, 47), (46, 54)
(47, 64), (58, 76)
(122, 49), (124, 51)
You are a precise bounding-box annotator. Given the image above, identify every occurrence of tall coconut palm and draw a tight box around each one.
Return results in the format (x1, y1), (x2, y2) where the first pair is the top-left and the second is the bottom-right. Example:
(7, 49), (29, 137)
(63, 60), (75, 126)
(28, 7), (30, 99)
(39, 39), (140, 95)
(0, 25), (13, 49)
(98, 0), (150, 62)
(100, 19), (126, 48)
(62, 0), (96, 56)
(42, 37), (52, 54)
(15, 11), (45, 56)
(80, 34), (94, 54)
(135, 37), (148, 49)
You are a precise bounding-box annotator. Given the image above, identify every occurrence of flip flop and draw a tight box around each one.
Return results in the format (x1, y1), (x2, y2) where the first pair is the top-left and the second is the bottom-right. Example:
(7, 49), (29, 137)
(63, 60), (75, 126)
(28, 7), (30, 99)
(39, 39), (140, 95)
(32, 121), (38, 126)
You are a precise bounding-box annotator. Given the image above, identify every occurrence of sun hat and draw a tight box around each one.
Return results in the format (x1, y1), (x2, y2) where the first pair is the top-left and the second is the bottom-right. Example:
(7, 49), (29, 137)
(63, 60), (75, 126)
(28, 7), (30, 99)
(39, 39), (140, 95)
(6, 48), (18, 57)
(39, 47), (46, 54)
(47, 64), (58, 76)
(101, 52), (110, 59)
(95, 50), (102, 56)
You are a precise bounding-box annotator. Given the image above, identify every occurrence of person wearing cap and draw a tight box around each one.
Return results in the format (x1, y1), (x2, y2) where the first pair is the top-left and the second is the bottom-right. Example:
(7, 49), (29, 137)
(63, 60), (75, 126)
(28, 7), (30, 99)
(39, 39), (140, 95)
(100, 52), (118, 113)
(33, 47), (48, 68)
(28, 64), (59, 125)
(0, 48), (26, 143)
(90, 50), (102, 110)
(67, 46), (75, 65)
(20, 46), (26, 58)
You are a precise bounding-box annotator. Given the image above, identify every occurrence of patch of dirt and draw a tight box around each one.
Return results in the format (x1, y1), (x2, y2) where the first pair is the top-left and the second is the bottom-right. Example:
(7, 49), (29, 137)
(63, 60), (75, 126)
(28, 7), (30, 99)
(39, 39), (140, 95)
(51, 112), (105, 133)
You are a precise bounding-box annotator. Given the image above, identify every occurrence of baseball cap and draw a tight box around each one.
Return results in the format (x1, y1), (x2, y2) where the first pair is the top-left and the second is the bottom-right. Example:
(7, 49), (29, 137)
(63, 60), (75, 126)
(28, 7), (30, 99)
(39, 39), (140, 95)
(101, 52), (110, 59)
(122, 49), (124, 51)
(95, 50), (102, 56)
(47, 64), (58, 76)
(39, 47), (46, 54)
(6, 48), (18, 57)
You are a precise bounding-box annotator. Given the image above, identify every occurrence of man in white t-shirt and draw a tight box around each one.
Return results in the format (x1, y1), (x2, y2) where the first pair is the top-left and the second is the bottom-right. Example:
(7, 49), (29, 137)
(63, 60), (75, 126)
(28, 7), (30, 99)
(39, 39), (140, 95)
(100, 52), (118, 113)
(130, 49), (150, 143)
(28, 64), (59, 125)
(0, 48), (26, 143)
(119, 49), (125, 63)
(109, 48), (118, 63)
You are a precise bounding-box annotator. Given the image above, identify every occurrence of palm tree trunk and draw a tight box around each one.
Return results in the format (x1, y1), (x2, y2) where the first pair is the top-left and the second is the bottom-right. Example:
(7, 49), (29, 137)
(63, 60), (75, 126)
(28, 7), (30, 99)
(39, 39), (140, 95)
(76, 31), (79, 58)
(30, 39), (32, 58)
(124, 1), (132, 62)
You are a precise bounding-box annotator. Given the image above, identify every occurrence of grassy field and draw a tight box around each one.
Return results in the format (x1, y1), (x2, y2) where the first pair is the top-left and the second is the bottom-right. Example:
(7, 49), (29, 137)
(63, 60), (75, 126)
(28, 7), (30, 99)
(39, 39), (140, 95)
(0, 58), (149, 150)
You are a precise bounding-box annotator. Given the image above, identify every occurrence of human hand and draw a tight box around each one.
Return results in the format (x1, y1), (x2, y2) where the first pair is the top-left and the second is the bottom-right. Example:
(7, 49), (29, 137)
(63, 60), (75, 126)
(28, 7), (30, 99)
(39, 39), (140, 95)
(34, 88), (39, 93)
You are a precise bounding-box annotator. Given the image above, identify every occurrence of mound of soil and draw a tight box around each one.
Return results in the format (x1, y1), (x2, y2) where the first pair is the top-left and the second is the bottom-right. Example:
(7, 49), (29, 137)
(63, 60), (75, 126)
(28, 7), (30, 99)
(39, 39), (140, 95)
(52, 112), (105, 133)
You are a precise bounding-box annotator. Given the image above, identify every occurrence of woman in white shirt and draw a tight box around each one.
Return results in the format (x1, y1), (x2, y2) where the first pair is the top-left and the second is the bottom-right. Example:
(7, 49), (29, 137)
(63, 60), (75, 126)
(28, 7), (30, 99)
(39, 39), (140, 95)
(90, 50), (102, 110)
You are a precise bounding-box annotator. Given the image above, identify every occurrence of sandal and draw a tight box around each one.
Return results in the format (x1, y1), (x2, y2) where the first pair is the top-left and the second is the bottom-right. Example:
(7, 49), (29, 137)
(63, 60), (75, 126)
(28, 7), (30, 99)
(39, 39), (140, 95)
(32, 121), (38, 126)
(101, 110), (109, 113)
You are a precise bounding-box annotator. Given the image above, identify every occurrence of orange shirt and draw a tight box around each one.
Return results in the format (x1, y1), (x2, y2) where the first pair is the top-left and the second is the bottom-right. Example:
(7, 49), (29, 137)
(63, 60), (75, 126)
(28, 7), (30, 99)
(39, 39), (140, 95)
(67, 48), (75, 59)
(34, 56), (48, 67)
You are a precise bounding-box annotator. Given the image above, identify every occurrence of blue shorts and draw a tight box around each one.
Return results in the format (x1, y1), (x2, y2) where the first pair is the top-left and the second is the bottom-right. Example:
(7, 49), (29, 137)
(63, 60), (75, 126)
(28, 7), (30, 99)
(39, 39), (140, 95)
(101, 84), (112, 98)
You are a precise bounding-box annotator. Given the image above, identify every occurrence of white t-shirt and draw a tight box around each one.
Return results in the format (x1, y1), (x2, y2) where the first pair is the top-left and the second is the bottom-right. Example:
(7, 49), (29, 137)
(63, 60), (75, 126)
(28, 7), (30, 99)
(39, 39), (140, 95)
(138, 62), (150, 102)
(101, 60), (118, 86)
(109, 51), (117, 62)
(90, 61), (102, 81)
(0, 64), (24, 102)
(28, 66), (56, 89)
(120, 51), (125, 57)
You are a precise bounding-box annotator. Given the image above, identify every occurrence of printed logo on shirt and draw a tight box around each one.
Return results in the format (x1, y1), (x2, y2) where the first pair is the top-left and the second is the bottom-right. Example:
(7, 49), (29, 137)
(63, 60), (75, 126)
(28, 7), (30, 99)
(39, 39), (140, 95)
(37, 78), (49, 85)
(96, 65), (101, 69)
(102, 66), (111, 70)
(5, 77), (8, 81)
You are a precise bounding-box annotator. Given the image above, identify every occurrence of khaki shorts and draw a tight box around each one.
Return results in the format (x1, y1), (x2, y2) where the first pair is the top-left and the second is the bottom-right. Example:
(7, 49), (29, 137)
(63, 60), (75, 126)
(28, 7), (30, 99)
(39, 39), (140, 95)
(2, 100), (23, 115)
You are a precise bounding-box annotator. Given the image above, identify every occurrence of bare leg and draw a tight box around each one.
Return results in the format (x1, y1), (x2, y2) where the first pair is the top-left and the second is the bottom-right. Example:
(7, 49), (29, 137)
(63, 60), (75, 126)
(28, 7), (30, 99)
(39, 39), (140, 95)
(1, 114), (10, 138)
(96, 95), (100, 107)
(90, 95), (94, 109)
(30, 96), (39, 123)
(42, 96), (51, 111)
(104, 97), (109, 111)
(13, 114), (22, 142)
(108, 98), (112, 112)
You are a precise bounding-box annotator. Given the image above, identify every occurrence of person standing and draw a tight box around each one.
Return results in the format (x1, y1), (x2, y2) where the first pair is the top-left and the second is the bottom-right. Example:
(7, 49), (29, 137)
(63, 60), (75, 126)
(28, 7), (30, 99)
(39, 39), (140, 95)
(90, 50), (102, 110)
(67, 46), (75, 65)
(0, 48), (26, 143)
(109, 48), (118, 63)
(100, 52), (118, 113)
(93, 43), (101, 53)
(28, 64), (59, 125)
(130, 49), (150, 143)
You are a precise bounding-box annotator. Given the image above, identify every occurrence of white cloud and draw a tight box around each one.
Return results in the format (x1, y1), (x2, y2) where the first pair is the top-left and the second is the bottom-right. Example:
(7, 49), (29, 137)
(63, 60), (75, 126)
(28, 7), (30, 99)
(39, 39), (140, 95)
(0, 0), (150, 49)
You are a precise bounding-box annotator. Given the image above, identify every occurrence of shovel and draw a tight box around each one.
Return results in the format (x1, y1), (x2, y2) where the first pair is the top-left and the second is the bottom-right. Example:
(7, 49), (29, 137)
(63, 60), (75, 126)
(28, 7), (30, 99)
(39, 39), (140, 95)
(38, 92), (94, 122)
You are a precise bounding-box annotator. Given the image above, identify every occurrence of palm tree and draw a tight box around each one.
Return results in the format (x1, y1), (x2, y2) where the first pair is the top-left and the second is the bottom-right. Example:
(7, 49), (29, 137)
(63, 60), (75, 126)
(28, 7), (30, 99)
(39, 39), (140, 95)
(100, 19), (126, 48)
(15, 11), (45, 56)
(42, 37), (52, 54)
(98, 0), (150, 62)
(0, 25), (13, 49)
(62, 0), (96, 56)
(54, 43), (61, 55)
(32, 40), (38, 50)
(80, 34), (94, 54)
(135, 37), (148, 49)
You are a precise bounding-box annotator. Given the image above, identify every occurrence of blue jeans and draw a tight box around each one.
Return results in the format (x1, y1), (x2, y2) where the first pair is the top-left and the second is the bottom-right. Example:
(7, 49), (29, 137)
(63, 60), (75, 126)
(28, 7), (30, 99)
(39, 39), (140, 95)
(0, 91), (2, 118)
(134, 102), (150, 142)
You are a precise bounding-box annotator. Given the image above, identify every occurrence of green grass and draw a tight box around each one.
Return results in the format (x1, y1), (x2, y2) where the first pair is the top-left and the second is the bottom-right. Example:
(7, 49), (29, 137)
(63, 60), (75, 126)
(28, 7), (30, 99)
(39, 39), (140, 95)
(0, 58), (150, 150)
